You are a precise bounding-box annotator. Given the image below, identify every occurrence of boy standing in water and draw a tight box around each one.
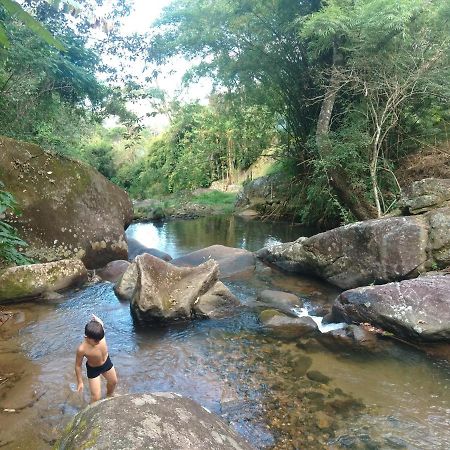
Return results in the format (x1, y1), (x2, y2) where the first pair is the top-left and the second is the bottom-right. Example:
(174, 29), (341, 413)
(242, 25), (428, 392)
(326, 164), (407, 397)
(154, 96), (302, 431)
(75, 314), (118, 403)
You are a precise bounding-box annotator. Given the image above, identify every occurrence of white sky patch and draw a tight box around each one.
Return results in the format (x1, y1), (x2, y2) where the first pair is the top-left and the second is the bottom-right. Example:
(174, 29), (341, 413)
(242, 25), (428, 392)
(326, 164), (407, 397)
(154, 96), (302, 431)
(96, 0), (213, 130)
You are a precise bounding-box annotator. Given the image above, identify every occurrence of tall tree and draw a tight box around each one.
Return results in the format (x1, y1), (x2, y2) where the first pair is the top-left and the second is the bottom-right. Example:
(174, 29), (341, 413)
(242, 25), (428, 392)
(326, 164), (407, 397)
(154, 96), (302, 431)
(302, 0), (450, 217)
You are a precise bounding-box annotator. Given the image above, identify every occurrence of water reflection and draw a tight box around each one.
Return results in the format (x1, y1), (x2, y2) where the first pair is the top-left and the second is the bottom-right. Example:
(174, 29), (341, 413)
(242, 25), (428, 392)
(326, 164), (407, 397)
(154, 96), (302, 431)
(127, 215), (310, 258)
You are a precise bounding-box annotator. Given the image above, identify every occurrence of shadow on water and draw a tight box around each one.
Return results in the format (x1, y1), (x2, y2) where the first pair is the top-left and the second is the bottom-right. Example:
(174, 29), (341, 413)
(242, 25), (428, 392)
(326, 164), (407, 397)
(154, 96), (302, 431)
(0, 216), (449, 449)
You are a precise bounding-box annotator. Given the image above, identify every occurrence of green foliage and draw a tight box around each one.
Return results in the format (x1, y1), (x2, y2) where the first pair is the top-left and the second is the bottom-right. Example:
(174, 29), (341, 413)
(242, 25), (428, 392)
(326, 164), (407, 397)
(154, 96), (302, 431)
(0, 181), (31, 266)
(107, 97), (277, 199)
(0, 1), (143, 155)
(192, 191), (236, 207)
(0, 0), (66, 50)
(147, 0), (449, 224)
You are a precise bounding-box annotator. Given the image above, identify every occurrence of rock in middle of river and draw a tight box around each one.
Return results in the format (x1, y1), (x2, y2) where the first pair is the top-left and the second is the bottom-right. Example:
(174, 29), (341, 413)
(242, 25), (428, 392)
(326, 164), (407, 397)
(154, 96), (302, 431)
(115, 253), (239, 323)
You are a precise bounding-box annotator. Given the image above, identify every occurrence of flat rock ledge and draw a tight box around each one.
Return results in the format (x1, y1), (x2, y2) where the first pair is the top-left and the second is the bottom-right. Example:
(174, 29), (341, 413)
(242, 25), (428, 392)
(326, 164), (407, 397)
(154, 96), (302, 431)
(57, 392), (254, 450)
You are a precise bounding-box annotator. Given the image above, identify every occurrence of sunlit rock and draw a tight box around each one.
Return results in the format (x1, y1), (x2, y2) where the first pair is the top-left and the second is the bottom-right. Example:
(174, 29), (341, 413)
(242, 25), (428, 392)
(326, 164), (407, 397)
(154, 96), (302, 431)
(57, 393), (254, 450)
(0, 259), (87, 302)
(257, 289), (302, 309)
(259, 309), (318, 338)
(257, 216), (428, 289)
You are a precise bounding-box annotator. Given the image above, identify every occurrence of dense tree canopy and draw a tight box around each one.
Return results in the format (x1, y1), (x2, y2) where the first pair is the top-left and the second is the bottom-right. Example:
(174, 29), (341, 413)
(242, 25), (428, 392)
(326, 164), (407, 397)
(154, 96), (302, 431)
(1, 0), (449, 264)
(148, 0), (449, 223)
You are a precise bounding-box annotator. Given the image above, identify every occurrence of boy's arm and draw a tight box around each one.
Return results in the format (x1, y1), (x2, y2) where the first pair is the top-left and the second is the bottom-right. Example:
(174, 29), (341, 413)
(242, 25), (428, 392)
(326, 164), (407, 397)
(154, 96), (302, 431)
(91, 314), (104, 327)
(75, 346), (84, 392)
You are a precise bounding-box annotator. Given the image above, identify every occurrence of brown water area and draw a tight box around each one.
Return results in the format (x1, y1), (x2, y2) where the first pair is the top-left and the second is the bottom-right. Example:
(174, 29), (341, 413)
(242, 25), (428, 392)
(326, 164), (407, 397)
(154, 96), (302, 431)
(1, 216), (449, 449)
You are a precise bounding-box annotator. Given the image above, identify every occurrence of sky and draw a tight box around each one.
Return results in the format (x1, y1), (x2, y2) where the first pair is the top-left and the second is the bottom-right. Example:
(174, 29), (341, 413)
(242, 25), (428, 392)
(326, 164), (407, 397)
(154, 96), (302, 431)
(99, 0), (212, 130)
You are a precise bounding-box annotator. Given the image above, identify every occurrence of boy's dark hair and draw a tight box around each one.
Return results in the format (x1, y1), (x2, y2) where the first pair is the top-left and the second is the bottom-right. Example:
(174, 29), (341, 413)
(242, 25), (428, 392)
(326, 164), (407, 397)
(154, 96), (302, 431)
(85, 320), (104, 341)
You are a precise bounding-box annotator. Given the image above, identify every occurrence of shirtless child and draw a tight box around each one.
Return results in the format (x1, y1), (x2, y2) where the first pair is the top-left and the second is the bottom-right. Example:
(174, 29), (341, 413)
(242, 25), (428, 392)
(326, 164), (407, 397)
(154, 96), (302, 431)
(75, 314), (118, 403)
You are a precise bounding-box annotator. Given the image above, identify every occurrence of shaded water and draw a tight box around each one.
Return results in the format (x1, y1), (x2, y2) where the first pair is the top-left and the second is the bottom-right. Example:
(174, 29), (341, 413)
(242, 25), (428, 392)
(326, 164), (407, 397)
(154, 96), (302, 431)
(0, 216), (449, 449)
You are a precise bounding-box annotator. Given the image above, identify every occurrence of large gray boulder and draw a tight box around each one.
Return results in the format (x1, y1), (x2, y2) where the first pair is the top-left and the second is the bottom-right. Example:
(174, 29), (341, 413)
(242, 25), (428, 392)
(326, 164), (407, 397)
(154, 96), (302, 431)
(116, 253), (239, 322)
(0, 259), (87, 302)
(0, 136), (133, 269)
(400, 178), (450, 214)
(330, 275), (450, 341)
(96, 260), (130, 283)
(235, 174), (283, 213)
(57, 392), (254, 450)
(127, 237), (172, 262)
(427, 207), (450, 266)
(171, 245), (256, 279)
(258, 216), (429, 289)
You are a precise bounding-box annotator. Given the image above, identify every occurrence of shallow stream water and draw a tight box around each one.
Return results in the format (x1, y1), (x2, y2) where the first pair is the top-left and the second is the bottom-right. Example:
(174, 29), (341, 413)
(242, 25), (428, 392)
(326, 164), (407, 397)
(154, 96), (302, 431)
(0, 216), (449, 449)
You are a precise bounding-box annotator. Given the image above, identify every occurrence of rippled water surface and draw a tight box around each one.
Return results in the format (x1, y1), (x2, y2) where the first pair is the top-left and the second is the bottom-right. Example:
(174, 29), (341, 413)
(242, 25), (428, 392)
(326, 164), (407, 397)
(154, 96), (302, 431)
(0, 217), (449, 449)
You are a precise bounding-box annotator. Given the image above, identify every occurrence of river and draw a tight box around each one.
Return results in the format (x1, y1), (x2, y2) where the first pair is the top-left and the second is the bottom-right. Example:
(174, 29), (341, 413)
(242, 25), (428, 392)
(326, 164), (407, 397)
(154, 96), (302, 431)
(0, 216), (449, 449)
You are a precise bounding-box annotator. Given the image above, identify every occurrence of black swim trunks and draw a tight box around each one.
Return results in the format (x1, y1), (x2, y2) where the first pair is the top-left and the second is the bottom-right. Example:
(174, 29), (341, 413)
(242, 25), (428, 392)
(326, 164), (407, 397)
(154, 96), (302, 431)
(86, 355), (113, 379)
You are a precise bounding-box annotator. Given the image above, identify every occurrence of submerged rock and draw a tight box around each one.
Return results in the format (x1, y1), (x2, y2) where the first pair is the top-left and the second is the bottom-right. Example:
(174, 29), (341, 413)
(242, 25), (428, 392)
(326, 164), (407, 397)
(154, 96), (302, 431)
(257, 289), (301, 309)
(171, 244), (256, 279)
(57, 392), (254, 450)
(259, 309), (318, 338)
(118, 254), (239, 322)
(0, 259), (87, 302)
(0, 136), (132, 269)
(306, 370), (331, 384)
(331, 275), (450, 341)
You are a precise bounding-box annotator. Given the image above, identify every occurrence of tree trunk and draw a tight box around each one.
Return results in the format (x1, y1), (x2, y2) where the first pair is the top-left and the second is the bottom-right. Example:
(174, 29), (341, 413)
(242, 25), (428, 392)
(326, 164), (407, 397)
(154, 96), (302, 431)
(316, 44), (377, 221)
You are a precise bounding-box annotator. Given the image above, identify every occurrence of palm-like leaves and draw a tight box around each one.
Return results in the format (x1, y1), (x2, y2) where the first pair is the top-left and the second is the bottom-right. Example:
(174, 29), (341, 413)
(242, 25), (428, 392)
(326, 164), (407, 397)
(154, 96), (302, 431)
(0, 0), (66, 50)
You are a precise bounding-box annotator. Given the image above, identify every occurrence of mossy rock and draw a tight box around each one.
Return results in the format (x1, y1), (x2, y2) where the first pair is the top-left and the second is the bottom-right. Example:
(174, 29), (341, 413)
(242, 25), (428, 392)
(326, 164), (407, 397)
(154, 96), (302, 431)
(0, 259), (87, 303)
(0, 136), (133, 269)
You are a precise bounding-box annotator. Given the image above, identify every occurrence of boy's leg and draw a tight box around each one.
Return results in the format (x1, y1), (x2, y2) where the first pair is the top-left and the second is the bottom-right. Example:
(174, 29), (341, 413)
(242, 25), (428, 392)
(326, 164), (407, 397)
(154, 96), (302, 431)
(88, 376), (102, 403)
(102, 367), (117, 397)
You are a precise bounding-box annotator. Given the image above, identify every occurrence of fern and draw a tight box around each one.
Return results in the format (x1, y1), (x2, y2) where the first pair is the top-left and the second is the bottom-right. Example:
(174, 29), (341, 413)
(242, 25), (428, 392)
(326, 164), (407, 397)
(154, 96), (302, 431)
(0, 182), (32, 266)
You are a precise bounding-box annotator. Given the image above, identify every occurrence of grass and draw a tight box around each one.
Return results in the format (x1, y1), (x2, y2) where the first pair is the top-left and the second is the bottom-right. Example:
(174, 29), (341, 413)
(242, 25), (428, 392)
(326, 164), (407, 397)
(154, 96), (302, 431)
(192, 190), (237, 207)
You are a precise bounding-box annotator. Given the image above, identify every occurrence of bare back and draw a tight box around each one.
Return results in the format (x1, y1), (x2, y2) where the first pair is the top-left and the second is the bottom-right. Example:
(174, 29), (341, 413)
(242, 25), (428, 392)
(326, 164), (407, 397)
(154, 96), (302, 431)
(78, 338), (109, 367)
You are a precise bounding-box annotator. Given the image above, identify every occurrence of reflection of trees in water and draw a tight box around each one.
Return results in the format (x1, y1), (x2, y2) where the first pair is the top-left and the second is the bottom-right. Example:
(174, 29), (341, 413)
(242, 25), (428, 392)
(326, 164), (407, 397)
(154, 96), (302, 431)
(163, 216), (307, 253)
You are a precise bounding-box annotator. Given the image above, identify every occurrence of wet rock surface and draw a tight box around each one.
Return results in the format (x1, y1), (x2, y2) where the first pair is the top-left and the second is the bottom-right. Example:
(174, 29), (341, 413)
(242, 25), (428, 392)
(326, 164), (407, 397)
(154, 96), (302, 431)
(0, 136), (133, 269)
(259, 309), (319, 338)
(0, 259), (87, 302)
(256, 289), (301, 309)
(331, 275), (450, 341)
(96, 260), (130, 283)
(57, 392), (255, 450)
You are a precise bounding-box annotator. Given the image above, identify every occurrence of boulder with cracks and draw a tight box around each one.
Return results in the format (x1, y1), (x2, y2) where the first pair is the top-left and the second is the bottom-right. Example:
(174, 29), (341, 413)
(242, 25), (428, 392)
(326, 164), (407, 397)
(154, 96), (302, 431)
(115, 253), (239, 323)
